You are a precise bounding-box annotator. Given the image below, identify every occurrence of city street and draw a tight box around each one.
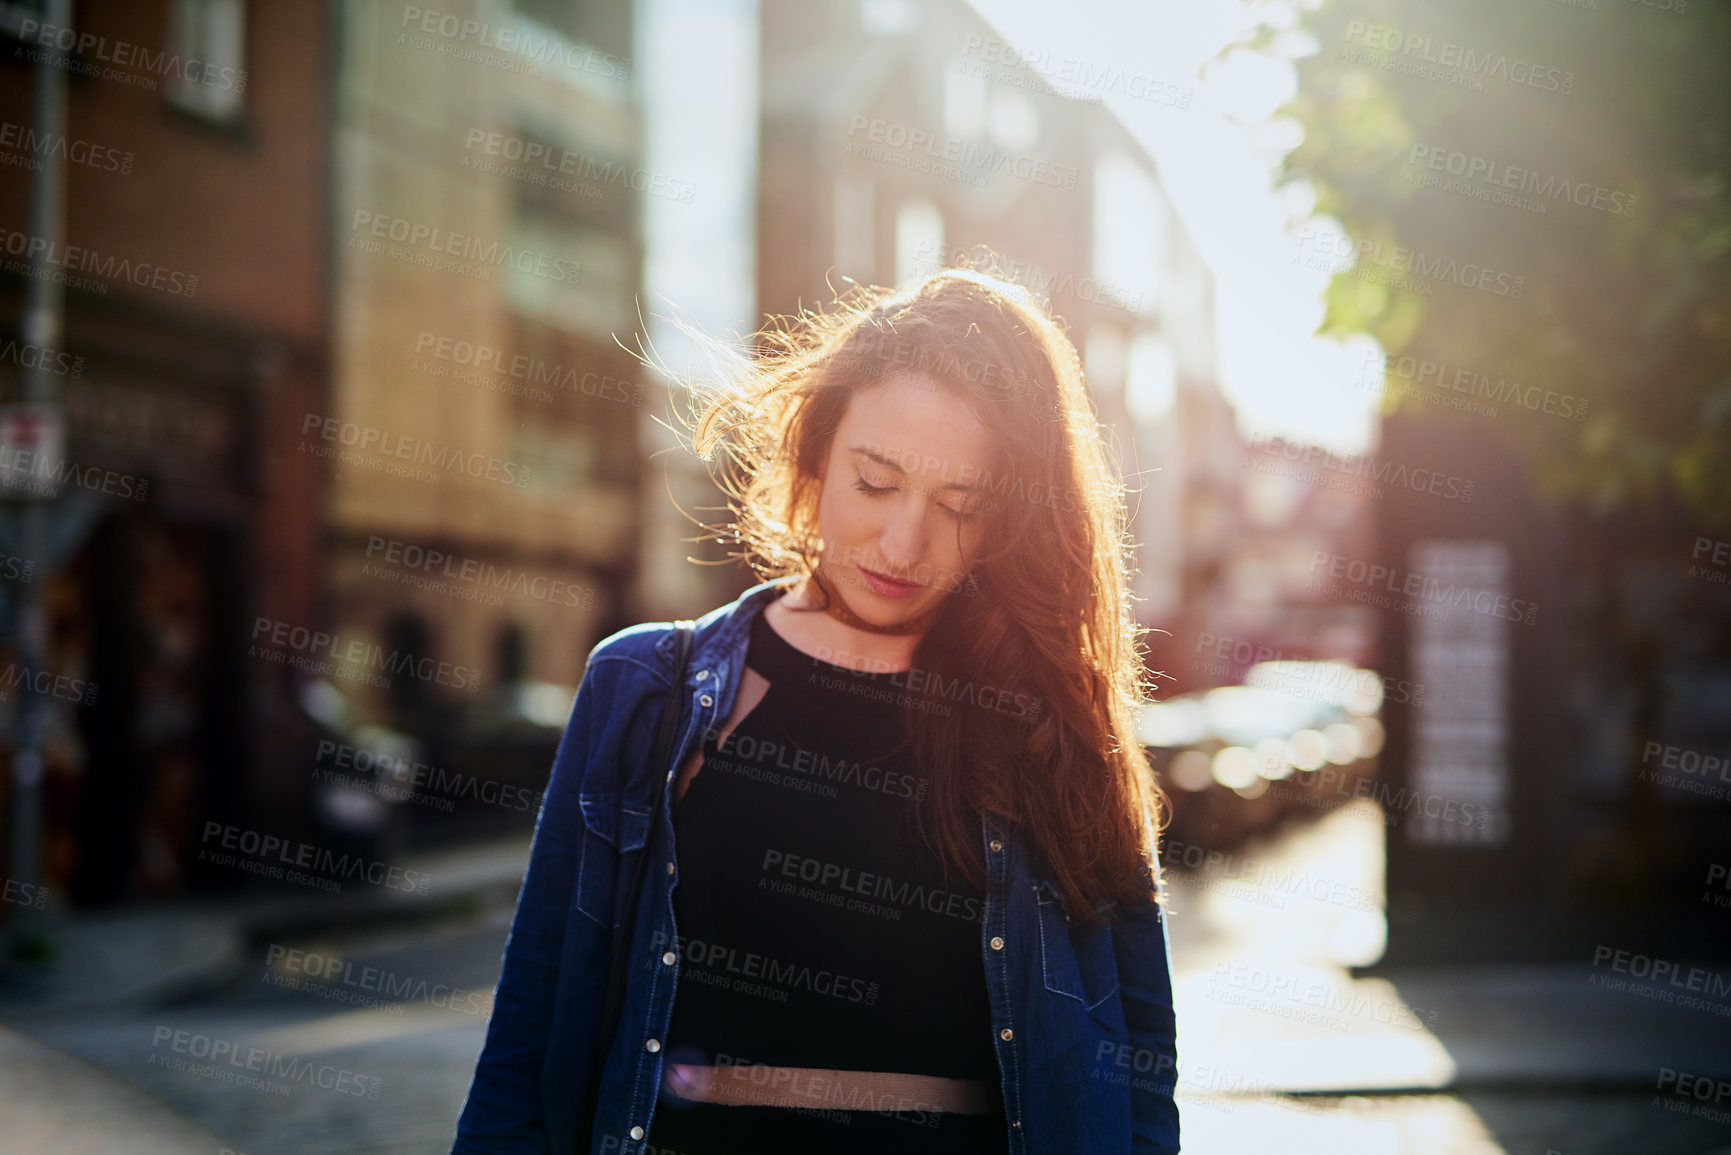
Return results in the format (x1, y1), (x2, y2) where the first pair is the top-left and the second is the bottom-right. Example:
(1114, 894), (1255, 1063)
(4, 908), (512, 1154)
(1, 0), (1726, 1151)
(6, 799), (1729, 1154)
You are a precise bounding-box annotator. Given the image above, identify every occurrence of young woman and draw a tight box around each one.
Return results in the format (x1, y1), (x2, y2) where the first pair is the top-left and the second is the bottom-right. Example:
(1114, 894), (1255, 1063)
(451, 267), (1180, 1155)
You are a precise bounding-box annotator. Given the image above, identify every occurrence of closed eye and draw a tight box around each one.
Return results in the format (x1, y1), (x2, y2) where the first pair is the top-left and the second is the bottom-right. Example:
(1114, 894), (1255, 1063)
(937, 500), (979, 521)
(857, 473), (982, 520)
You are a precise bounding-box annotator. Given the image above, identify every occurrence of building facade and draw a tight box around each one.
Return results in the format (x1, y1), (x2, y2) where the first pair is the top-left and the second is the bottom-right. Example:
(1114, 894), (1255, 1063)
(0, 0), (328, 903)
(757, 0), (1224, 648)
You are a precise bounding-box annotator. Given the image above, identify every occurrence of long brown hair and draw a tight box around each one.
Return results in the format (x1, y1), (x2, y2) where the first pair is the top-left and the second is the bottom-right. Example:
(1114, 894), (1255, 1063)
(681, 263), (1166, 919)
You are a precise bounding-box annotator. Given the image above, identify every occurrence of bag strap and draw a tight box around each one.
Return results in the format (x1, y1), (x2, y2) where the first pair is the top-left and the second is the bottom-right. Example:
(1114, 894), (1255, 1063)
(578, 620), (694, 1150)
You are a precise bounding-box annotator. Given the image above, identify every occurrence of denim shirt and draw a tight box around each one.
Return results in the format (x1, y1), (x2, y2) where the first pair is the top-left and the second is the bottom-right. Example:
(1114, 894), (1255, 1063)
(452, 577), (1181, 1154)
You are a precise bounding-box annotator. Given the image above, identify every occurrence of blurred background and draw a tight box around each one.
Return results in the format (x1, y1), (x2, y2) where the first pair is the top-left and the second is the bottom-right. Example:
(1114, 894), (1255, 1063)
(0, 0), (1728, 1152)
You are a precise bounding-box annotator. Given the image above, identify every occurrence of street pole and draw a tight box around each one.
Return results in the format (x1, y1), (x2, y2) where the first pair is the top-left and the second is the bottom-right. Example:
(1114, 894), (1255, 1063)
(8, 0), (73, 960)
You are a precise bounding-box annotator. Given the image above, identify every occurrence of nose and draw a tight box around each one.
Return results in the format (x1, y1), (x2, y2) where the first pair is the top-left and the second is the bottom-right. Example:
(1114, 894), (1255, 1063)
(877, 496), (928, 575)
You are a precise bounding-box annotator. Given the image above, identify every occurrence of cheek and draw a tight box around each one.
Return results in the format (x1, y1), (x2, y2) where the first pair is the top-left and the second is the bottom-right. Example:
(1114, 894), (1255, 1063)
(817, 483), (865, 542)
(953, 517), (997, 565)
(931, 519), (982, 566)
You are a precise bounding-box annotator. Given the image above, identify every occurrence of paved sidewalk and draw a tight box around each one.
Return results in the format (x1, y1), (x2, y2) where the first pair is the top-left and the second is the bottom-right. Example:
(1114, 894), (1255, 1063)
(7, 807), (1728, 1154)
(0, 835), (532, 1020)
(1163, 799), (1731, 1097)
(0, 1024), (235, 1155)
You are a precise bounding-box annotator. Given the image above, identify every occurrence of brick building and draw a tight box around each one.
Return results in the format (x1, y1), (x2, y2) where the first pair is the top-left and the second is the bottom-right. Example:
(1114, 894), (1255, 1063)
(0, 0), (329, 903)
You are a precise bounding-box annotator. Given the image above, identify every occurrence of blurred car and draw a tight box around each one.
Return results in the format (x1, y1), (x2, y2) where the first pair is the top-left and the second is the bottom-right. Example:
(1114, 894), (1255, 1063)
(1141, 660), (1387, 854)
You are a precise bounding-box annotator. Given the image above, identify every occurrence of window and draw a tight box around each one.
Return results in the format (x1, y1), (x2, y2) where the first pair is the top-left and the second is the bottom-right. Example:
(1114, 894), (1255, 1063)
(1092, 153), (1169, 318)
(514, 0), (630, 62)
(1084, 323), (1126, 403)
(163, 0), (246, 125)
(1125, 332), (1177, 423)
(986, 90), (1038, 151)
(894, 201), (942, 287)
(944, 60), (987, 139)
(504, 214), (636, 345)
(860, 0), (916, 36)
(833, 175), (875, 282)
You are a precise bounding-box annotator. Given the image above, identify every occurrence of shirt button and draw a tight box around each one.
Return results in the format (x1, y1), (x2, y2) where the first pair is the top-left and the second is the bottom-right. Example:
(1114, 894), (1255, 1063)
(990, 936), (1005, 950)
(646, 1038), (661, 1053)
(629, 1125), (645, 1140)
(662, 951), (677, 965)
(666, 861), (676, 875)
(989, 839), (1004, 853)
(696, 669), (709, 681)
(999, 1028), (1013, 1042)
(699, 694), (714, 708)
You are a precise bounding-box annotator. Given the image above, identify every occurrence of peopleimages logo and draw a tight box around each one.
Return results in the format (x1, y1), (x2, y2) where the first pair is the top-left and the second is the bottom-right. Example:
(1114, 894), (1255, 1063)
(651, 930), (881, 1006)
(198, 821), (431, 894)
(957, 35), (1193, 109)
(914, 241), (1143, 315)
(1264, 768), (1494, 833)
(0, 661), (98, 706)
(1341, 20), (1575, 95)
(399, 7), (630, 79)
(1, 874), (49, 910)
(149, 1026), (379, 1099)
(1363, 347), (1589, 423)
(0, 336), (84, 379)
(1689, 537), (1730, 588)
(845, 117), (1079, 189)
(1590, 946), (1731, 1001)
(461, 130), (694, 204)
(857, 440), (1079, 515)
(0, 120), (134, 174)
(1248, 432), (1476, 503)
(347, 211), (581, 284)
(1638, 739), (1730, 802)
(250, 614), (483, 692)
(412, 332), (642, 405)
(363, 535), (593, 609)
(1407, 144), (1638, 217)
(1293, 227), (1525, 299)
(315, 738), (545, 813)
(703, 726), (929, 801)
(265, 944), (490, 1016)
(1207, 961), (1440, 1033)
(1309, 550), (1540, 626)
(1191, 630), (1424, 706)
(15, 18), (249, 93)
(0, 441), (149, 503)
(0, 228), (198, 298)
(760, 848), (981, 922)
(300, 413), (532, 488)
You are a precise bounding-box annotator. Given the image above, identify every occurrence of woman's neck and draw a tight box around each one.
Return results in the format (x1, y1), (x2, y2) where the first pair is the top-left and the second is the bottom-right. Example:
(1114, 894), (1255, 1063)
(763, 577), (923, 674)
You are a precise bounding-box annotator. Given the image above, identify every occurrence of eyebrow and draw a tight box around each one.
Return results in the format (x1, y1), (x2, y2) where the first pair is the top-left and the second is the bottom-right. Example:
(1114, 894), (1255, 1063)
(850, 444), (979, 491)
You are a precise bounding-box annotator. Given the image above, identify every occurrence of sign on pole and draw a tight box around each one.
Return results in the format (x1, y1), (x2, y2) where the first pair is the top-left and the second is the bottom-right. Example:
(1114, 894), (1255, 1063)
(0, 405), (65, 501)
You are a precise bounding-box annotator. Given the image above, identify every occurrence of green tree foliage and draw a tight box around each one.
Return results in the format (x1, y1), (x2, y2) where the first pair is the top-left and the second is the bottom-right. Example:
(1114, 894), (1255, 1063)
(1264, 0), (1731, 532)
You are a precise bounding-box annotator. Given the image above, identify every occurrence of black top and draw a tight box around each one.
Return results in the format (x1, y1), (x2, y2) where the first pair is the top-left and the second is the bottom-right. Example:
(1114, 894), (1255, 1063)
(652, 605), (1006, 1154)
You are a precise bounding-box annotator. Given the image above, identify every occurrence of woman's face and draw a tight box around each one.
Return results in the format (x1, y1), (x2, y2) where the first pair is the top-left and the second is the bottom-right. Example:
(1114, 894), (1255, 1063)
(814, 373), (1000, 628)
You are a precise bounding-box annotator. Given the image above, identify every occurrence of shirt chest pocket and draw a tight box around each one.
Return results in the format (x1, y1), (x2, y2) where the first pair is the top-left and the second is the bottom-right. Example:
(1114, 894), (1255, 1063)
(575, 791), (654, 927)
(1032, 879), (1121, 1014)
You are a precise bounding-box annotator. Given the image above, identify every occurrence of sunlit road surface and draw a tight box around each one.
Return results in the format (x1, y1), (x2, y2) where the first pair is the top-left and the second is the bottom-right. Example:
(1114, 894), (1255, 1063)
(0, 910), (509, 1155)
(1164, 799), (1731, 1155)
(1165, 799), (1491, 1152)
(4, 802), (1730, 1153)
(0, 1023), (237, 1155)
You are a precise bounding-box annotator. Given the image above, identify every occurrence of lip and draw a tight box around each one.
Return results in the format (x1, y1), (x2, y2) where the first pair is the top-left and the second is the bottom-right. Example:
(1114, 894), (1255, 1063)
(860, 566), (922, 599)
